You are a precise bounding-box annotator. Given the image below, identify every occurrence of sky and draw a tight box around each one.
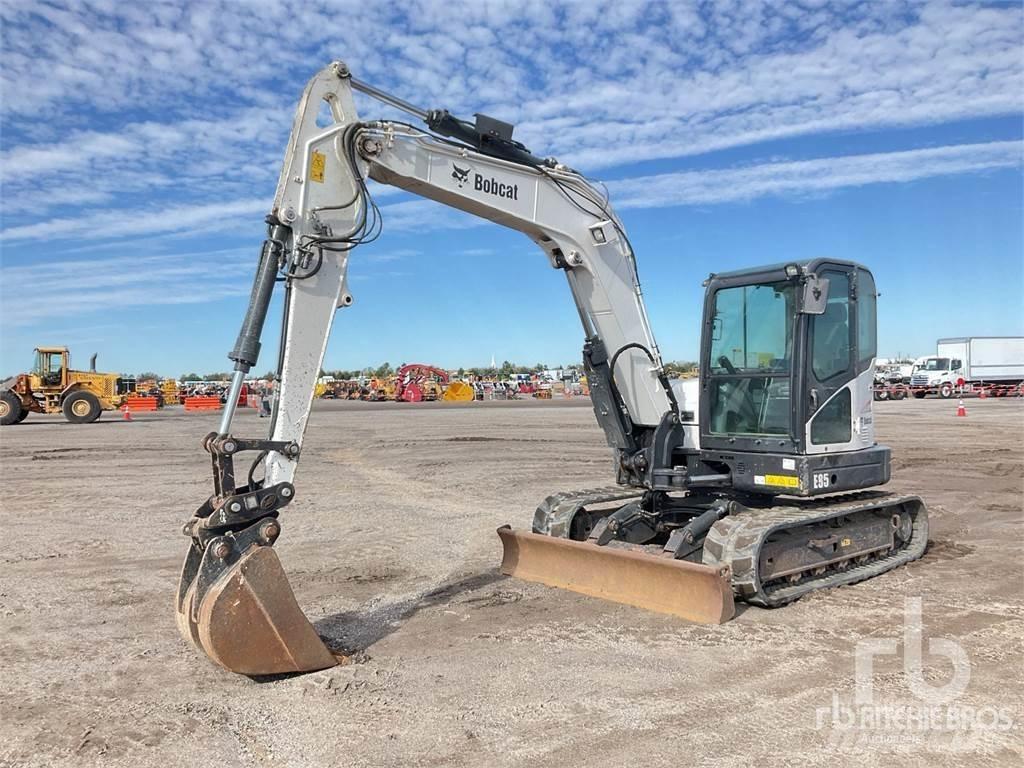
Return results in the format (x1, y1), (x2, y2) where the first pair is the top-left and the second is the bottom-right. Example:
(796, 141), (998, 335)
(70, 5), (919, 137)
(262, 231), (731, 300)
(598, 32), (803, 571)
(1, 0), (1022, 378)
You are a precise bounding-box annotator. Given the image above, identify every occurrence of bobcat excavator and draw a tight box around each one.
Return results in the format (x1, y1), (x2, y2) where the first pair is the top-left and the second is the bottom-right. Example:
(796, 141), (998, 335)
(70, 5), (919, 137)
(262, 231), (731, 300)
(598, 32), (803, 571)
(176, 61), (929, 676)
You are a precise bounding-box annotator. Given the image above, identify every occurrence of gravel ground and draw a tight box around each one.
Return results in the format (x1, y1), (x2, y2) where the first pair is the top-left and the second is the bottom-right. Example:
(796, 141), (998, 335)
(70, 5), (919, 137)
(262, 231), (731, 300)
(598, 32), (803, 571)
(1, 396), (1021, 767)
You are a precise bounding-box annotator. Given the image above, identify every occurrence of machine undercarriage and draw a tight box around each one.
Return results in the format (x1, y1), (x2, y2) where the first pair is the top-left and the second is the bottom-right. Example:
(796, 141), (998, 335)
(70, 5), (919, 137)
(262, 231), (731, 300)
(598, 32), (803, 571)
(509, 486), (927, 616)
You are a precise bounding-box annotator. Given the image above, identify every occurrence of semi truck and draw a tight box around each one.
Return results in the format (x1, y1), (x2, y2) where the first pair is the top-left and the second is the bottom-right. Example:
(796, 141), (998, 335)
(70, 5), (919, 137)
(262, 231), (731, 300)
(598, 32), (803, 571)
(909, 336), (1024, 398)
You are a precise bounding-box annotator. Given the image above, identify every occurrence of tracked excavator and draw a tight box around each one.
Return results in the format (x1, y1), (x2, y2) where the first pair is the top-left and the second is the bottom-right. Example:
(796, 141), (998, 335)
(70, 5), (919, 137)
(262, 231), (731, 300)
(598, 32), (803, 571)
(176, 61), (929, 676)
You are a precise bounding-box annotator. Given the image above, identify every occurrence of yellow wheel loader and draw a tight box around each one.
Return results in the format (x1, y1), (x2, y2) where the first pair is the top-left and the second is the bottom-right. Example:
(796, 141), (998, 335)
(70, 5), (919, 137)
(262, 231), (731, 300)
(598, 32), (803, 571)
(176, 62), (928, 676)
(0, 347), (133, 425)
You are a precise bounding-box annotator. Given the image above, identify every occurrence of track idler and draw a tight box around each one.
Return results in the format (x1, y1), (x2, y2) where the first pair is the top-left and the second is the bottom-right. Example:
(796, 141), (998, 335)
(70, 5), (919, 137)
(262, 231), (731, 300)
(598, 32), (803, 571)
(176, 515), (338, 675)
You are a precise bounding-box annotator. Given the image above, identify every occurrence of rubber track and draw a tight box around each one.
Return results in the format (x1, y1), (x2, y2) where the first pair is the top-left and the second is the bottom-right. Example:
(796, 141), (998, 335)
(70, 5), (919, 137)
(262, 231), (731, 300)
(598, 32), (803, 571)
(703, 491), (928, 607)
(532, 487), (643, 537)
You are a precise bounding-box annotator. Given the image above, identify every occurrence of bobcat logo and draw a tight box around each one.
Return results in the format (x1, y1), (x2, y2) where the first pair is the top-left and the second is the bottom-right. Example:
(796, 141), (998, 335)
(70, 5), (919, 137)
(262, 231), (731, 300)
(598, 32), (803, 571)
(452, 163), (471, 187)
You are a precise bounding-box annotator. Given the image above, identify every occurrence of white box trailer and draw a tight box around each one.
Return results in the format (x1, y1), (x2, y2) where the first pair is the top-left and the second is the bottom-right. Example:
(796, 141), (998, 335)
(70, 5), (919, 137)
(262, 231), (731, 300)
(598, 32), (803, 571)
(937, 337), (1024, 382)
(909, 336), (1024, 397)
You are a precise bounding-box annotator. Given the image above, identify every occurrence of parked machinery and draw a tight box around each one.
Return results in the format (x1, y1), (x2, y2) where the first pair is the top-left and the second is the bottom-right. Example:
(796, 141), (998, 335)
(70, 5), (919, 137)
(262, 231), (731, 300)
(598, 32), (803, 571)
(161, 379), (181, 406)
(365, 376), (396, 401)
(394, 363), (449, 402)
(0, 347), (134, 425)
(320, 380), (363, 399)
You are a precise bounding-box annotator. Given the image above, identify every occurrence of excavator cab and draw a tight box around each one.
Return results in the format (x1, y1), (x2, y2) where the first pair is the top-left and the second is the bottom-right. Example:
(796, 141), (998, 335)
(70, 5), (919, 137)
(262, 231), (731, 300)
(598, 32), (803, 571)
(698, 259), (888, 497)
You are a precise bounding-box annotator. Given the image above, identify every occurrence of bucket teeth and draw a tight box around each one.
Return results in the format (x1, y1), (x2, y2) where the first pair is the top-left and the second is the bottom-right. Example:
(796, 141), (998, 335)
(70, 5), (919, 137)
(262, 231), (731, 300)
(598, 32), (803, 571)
(176, 528), (337, 676)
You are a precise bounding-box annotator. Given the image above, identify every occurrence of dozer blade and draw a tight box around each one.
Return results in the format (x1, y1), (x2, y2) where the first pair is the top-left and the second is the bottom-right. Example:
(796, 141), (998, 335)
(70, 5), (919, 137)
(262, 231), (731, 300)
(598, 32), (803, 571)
(176, 533), (337, 676)
(497, 526), (735, 624)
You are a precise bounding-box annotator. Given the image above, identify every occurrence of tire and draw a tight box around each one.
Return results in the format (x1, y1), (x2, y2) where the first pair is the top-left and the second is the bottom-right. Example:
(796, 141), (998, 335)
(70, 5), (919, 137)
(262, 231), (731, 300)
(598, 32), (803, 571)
(0, 391), (24, 426)
(875, 388), (890, 401)
(913, 392), (927, 399)
(939, 383), (954, 399)
(894, 388), (907, 401)
(62, 390), (102, 423)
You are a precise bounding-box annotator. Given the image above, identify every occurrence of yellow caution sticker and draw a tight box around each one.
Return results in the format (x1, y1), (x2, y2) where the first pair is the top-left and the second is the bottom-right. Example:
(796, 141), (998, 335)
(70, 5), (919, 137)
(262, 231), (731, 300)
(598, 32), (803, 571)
(841, 537), (852, 547)
(761, 474), (800, 488)
(310, 151), (326, 183)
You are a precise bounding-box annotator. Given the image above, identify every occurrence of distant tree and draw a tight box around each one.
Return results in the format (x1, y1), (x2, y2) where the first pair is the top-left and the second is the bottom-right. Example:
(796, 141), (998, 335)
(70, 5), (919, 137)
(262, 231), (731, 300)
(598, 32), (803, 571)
(457, 367), (466, 378)
(137, 371), (160, 381)
(181, 372), (202, 382)
(205, 372), (231, 381)
(262, 370), (276, 380)
(374, 362), (393, 377)
(533, 363), (547, 372)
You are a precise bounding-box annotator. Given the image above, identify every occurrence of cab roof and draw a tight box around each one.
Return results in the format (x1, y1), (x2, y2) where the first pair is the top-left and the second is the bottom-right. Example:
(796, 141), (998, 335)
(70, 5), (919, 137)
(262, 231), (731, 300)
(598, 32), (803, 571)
(706, 258), (869, 284)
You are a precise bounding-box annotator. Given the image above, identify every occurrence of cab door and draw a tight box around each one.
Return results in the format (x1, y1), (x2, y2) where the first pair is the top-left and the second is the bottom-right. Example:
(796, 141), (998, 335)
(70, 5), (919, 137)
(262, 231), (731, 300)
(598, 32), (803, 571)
(59, 351), (71, 388)
(803, 265), (858, 453)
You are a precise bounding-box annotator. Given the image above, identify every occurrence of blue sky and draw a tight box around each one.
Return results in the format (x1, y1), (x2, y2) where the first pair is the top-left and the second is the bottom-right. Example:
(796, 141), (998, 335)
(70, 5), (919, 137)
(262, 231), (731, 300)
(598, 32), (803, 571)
(1, 0), (1021, 377)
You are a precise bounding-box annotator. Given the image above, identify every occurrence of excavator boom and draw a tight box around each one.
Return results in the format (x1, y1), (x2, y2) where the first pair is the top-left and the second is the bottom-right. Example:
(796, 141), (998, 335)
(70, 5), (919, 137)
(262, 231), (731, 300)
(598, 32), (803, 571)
(175, 60), (705, 674)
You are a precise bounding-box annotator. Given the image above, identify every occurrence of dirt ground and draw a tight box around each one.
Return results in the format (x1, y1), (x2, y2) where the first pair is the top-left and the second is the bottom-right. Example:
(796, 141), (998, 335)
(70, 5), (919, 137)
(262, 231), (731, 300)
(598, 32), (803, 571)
(1, 396), (1021, 767)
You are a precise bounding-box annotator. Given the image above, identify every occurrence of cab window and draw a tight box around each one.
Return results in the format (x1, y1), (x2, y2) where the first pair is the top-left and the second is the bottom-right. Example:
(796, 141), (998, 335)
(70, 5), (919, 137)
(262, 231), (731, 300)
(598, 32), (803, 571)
(811, 272), (851, 381)
(706, 281), (794, 436)
(857, 271), (876, 367)
(811, 388), (852, 445)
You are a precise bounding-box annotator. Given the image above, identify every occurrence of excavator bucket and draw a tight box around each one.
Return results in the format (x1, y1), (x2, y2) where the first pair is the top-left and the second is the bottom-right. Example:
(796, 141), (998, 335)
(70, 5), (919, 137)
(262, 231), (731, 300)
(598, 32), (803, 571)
(497, 526), (735, 624)
(176, 536), (338, 676)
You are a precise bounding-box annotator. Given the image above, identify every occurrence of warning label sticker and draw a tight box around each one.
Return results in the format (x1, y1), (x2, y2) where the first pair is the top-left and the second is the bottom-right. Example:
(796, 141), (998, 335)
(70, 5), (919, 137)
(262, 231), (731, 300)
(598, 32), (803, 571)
(754, 474), (800, 489)
(310, 151), (326, 183)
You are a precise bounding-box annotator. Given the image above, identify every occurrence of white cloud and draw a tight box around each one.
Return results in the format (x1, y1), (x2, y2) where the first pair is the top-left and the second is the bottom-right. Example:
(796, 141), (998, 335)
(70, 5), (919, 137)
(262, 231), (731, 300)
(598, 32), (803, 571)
(0, 0), (1020, 219)
(0, 198), (267, 243)
(0, 249), (255, 326)
(0, 1), (1020, 337)
(5, 141), (1016, 249)
(609, 141), (1024, 208)
(0, 196), (480, 244)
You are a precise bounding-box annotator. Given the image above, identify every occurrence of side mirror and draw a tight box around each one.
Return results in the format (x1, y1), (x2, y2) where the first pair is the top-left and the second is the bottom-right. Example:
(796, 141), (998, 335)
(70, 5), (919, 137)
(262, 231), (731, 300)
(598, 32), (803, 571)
(799, 273), (830, 314)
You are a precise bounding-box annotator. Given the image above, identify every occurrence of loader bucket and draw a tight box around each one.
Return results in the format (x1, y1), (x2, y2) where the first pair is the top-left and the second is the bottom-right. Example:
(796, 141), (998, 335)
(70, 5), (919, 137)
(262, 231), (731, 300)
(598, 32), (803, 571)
(443, 381), (474, 402)
(497, 526), (735, 624)
(176, 537), (338, 676)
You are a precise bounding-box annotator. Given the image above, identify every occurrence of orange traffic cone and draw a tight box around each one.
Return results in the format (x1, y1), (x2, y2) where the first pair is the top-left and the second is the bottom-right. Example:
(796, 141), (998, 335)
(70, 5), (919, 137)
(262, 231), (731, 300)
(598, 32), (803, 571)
(123, 403), (133, 421)
(956, 399), (966, 417)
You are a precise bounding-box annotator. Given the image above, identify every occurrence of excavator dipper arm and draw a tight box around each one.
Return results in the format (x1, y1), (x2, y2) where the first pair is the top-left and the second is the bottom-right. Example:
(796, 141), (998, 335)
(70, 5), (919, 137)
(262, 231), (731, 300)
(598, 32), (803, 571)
(177, 61), (732, 676)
